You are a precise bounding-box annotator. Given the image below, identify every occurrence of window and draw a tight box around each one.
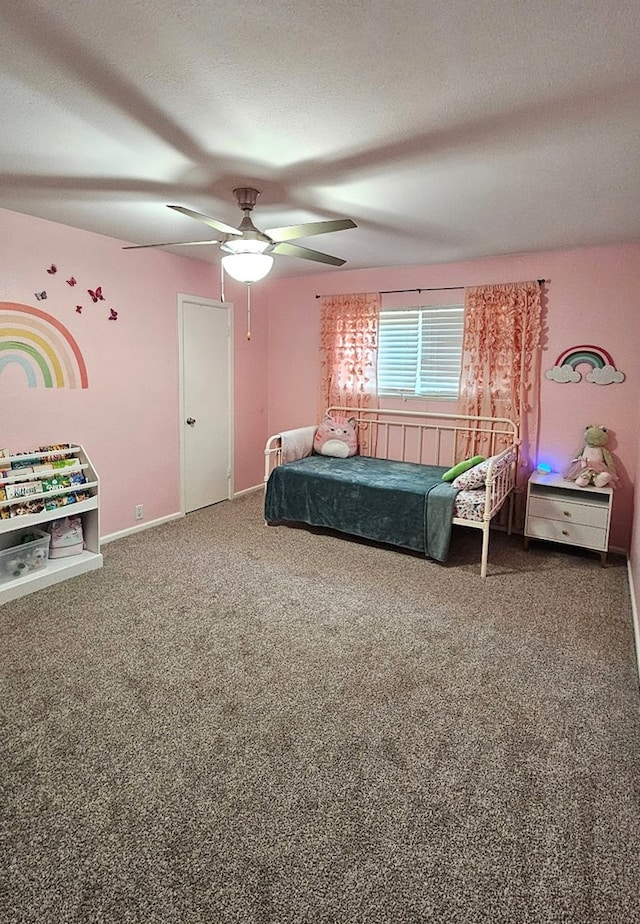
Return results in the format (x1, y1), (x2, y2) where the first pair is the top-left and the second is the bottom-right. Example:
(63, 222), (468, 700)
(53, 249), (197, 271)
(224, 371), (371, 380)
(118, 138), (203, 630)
(377, 304), (464, 399)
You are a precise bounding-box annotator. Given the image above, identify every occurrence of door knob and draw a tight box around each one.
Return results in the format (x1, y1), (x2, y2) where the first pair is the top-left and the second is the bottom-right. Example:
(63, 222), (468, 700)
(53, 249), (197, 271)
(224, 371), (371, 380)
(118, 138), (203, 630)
(186, 417), (196, 426)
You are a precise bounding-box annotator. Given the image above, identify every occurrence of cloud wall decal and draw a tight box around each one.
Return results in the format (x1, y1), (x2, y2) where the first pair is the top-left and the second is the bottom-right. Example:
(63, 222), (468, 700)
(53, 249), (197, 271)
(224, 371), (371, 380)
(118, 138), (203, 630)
(545, 344), (625, 385)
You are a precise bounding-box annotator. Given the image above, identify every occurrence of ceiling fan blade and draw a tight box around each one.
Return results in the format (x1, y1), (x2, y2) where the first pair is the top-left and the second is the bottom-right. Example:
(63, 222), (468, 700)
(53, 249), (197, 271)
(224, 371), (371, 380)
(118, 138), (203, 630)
(167, 205), (241, 236)
(270, 241), (346, 266)
(122, 239), (219, 250)
(265, 218), (357, 242)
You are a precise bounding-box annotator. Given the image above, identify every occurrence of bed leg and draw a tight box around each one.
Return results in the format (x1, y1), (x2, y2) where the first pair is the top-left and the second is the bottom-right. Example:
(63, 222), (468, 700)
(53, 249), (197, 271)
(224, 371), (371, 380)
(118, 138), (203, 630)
(480, 524), (490, 578)
(507, 492), (514, 536)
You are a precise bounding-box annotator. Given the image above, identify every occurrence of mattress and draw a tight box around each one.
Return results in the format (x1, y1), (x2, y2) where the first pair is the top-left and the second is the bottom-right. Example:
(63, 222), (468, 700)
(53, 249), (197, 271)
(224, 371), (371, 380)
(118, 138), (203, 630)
(453, 488), (487, 521)
(264, 454), (461, 562)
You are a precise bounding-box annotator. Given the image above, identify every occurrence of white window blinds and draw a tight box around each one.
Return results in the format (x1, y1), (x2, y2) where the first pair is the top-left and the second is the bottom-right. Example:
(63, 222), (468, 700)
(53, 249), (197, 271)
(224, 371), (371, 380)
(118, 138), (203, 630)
(378, 305), (464, 399)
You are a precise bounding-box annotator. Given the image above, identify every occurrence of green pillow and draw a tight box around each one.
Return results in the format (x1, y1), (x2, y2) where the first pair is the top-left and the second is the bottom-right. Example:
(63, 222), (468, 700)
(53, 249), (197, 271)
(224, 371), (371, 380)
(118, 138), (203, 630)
(441, 455), (485, 482)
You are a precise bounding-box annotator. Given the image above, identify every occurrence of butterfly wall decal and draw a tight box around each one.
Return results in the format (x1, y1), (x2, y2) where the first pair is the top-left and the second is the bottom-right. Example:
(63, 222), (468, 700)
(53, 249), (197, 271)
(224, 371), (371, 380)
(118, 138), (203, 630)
(88, 286), (104, 302)
(67, 277), (77, 287)
(76, 306), (83, 314)
(35, 291), (47, 300)
(46, 264), (57, 275)
(108, 309), (118, 321)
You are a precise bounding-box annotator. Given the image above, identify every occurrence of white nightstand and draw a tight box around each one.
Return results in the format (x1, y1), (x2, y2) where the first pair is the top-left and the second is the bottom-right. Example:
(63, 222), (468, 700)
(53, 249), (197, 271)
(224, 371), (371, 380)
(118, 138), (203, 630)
(524, 471), (612, 564)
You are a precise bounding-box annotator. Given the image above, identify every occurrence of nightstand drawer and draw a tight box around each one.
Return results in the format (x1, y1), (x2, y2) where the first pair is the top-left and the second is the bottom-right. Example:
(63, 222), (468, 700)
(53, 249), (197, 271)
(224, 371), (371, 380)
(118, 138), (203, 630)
(527, 495), (609, 529)
(526, 515), (607, 551)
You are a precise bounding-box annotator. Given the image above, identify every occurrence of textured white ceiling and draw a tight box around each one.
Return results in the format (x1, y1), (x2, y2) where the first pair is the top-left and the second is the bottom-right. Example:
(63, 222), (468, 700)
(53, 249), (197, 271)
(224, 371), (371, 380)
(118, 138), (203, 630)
(1, 0), (640, 277)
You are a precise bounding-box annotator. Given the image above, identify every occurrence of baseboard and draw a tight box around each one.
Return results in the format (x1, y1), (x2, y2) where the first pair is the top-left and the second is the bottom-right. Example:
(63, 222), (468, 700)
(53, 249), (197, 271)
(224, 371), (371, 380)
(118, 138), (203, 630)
(626, 558), (640, 686)
(102, 491), (261, 544)
(233, 484), (263, 498)
(101, 512), (184, 545)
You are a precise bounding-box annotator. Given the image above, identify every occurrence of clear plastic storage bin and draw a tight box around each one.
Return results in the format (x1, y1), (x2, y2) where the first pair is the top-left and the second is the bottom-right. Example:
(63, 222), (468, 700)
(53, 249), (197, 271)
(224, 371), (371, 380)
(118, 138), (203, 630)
(0, 529), (51, 584)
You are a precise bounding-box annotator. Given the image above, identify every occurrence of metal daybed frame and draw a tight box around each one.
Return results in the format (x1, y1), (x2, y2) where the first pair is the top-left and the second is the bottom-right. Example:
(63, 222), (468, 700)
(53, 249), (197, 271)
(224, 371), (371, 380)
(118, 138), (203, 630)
(264, 407), (519, 578)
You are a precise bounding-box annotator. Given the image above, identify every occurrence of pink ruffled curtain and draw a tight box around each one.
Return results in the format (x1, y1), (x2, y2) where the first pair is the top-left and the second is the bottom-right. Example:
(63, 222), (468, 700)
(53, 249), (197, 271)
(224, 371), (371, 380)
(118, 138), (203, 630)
(458, 281), (543, 524)
(319, 292), (380, 413)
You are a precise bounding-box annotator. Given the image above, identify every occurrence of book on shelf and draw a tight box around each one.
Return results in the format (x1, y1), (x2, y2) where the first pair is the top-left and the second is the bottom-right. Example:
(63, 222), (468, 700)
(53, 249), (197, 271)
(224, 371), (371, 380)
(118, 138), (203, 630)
(5, 481), (43, 499)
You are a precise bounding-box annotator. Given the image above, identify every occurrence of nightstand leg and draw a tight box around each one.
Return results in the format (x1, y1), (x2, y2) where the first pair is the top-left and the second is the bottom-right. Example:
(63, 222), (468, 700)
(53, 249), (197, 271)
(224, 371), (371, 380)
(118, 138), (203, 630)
(600, 551), (607, 566)
(524, 536), (530, 551)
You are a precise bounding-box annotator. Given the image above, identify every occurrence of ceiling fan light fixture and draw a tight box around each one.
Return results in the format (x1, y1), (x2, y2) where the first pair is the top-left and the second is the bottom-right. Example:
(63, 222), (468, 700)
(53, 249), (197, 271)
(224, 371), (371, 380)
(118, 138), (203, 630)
(221, 252), (274, 283)
(221, 237), (271, 255)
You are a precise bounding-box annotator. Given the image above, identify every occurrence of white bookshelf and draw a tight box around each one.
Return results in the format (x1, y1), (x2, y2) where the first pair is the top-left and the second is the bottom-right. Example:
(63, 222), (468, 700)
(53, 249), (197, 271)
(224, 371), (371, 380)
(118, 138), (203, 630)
(0, 444), (103, 604)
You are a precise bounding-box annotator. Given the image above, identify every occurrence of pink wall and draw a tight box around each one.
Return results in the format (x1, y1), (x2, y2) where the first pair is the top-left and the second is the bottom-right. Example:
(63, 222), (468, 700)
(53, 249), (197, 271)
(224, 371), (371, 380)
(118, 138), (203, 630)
(266, 243), (640, 552)
(3, 202), (638, 558)
(0, 208), (268, 536)
(629, 402), (640, 620)
(225, 277), (270, 493)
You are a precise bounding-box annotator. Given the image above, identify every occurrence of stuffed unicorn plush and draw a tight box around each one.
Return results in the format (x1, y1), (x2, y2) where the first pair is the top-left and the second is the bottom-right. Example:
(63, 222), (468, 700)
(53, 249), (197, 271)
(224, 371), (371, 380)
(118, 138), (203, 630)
(313, 415), (358, 458)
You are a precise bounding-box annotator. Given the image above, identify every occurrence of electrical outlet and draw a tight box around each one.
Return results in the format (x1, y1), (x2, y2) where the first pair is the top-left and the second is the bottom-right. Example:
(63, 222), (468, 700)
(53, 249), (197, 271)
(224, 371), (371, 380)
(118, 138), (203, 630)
(134, 504), (144, 520)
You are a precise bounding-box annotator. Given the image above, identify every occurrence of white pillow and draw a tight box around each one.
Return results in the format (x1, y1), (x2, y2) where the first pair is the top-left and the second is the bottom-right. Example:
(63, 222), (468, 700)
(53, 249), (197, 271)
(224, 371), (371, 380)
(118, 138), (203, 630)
(451, 449), (516, 489)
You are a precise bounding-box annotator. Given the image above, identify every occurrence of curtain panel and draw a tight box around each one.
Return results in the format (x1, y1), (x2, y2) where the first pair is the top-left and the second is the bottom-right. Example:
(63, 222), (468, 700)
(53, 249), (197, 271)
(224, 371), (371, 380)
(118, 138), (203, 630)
(319, 292), (381, 413)
(458, 281), (543, 524)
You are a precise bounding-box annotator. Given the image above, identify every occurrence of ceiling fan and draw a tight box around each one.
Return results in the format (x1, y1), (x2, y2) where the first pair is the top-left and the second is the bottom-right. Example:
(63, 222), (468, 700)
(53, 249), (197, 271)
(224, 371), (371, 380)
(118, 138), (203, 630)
(123, 187), (357, 281)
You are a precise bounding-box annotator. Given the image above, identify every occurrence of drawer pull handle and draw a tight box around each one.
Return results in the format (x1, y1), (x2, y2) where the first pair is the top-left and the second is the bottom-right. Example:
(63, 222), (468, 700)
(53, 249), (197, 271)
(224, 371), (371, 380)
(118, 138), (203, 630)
(563, 510), (571, 517)
(562, 529), (569, 536)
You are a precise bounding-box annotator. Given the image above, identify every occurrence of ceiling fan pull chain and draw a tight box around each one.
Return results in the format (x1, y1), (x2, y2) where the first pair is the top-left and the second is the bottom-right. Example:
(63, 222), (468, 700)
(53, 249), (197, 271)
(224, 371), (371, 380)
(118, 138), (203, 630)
(220, 261), (225, 303)
(247, 284), (251, 341)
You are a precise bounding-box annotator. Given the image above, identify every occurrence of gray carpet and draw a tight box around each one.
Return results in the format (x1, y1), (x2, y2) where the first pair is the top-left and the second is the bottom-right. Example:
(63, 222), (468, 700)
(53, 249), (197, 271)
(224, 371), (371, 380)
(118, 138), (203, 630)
(1, 492), (639, 924)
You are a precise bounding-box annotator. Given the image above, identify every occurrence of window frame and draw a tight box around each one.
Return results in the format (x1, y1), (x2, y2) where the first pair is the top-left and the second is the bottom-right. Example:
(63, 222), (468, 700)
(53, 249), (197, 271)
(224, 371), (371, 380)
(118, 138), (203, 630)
(377, 301), (464, 401)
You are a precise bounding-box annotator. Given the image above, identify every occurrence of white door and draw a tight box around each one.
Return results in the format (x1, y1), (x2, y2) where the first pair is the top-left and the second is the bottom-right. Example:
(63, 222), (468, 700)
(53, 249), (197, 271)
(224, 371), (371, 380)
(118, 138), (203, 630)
(180, 296), (233, 512)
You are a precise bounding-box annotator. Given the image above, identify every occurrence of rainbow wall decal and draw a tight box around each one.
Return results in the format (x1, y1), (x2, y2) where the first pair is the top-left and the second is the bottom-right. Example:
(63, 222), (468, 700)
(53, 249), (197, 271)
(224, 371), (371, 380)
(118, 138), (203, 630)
(0, 302), (88, 389)
(545, 343), (625, 385)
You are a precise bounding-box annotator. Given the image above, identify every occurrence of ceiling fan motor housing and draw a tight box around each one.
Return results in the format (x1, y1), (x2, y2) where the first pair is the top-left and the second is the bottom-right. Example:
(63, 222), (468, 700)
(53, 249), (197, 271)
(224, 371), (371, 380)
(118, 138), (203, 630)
(233, 187), (261, 212)
(220, 187), (272, 251)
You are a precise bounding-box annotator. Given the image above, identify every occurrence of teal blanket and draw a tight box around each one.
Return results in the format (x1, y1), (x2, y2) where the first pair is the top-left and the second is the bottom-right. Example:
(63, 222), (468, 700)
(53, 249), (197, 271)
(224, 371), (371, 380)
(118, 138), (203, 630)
(264, 455), (460, 562)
